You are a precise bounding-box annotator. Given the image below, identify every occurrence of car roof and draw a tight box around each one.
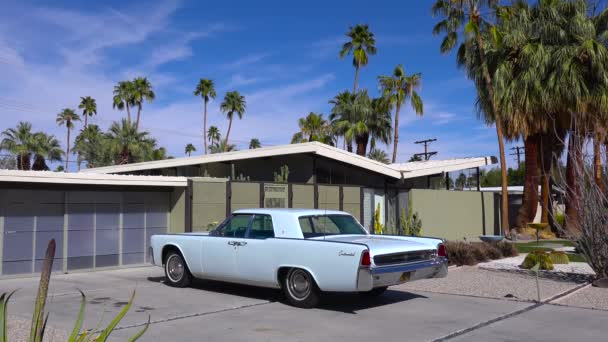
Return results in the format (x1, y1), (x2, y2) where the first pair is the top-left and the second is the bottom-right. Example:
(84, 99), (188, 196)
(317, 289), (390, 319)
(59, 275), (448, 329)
(232, 208), (350, 216)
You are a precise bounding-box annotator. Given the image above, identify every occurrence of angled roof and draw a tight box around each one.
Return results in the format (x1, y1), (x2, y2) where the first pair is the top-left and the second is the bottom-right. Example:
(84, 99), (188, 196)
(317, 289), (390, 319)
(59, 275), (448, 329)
(0, 170), (188, 187)
(80, 142), (496, 180)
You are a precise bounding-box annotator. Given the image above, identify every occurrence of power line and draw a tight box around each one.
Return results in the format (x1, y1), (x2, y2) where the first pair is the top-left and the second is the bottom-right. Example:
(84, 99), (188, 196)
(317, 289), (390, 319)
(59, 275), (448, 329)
(510, 146), (524, 165)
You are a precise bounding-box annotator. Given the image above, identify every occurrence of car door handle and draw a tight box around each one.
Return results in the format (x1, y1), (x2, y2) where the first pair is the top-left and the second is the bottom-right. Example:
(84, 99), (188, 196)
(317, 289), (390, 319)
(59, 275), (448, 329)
(227, 241), (238, 246)
(238, 242), (247, 247)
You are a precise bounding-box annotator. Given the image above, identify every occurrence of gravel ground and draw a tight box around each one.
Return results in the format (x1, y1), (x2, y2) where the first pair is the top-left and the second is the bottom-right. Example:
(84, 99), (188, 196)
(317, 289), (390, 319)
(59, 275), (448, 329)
(553, 286), (608, 311)
(6, 315), (68, 342)
(478, 255), (595, 276)
(398, 266), (583, 302)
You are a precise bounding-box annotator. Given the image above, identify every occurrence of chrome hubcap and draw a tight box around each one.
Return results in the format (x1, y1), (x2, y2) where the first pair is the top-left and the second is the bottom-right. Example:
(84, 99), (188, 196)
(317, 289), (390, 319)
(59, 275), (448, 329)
(166, 255), (184, 282)
(287, 269), (311, 300)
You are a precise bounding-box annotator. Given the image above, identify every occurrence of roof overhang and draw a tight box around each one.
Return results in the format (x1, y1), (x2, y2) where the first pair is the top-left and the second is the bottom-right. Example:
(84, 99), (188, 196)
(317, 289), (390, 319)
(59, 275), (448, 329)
(0, 170), (188, 187)
(392, 156), (496, 179)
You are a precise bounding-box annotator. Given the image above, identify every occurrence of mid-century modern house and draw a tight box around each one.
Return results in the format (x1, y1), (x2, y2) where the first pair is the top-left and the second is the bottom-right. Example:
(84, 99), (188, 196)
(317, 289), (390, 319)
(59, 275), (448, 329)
(0, 142), (498, 277)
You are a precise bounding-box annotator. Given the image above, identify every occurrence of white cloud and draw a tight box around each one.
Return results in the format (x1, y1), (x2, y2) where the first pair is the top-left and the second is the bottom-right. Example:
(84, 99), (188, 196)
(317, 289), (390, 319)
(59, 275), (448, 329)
(220, 53), (271, 70)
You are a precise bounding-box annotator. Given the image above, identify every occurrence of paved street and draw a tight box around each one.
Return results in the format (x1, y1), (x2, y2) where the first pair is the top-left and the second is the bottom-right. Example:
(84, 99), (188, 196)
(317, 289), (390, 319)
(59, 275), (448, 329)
(1, 266), (606, 341)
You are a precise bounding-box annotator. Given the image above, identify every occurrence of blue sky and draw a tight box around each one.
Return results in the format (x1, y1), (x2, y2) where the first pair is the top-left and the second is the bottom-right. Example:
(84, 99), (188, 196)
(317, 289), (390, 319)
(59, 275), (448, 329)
(0, 0), (518, 170)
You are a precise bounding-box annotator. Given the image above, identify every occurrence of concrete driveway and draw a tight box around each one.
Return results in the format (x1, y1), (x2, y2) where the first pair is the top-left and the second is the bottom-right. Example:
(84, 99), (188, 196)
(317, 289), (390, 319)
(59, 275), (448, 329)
(1, 267), (606, 341)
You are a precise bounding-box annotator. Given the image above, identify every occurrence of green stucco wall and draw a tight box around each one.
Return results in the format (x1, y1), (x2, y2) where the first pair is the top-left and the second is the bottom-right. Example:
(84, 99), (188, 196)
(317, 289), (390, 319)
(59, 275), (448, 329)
(231, 182), (260, 211)
(169, 187), (186, 233)
(317, 185), (340, 210)
(342, 186), (361, 220)
(191, 178), (228, 231)
(410, 189), (498, 240)
(292, 184), (314, 208)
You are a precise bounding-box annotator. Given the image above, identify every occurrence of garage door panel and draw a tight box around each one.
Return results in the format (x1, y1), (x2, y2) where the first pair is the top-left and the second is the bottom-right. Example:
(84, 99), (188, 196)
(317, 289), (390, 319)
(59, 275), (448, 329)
(3, 231), (33, 262)
(95, 203), (119, 269)
(2, 260), (32, 275)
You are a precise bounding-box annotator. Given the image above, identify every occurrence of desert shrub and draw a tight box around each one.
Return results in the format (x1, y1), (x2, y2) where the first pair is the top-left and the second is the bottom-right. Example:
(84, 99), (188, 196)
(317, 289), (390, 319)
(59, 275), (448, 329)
(445, 241), (476, 266)
(470, 243), (489, 262)
(549, 251), (570, 264)
(495, 241), (519, 257)
(522, 250), (554, 270)
(554, 213), (565, 227)
(482, 242), (503, 259)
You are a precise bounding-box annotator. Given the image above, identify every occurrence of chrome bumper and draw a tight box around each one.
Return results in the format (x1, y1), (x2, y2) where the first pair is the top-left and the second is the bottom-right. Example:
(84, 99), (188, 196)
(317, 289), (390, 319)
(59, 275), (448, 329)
(357, 257), (448, 291)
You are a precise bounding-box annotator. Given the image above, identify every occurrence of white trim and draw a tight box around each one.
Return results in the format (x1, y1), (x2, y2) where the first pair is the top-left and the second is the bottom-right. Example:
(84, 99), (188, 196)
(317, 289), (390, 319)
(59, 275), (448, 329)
(0, 170), (188, 187)
(80, 142), (496, 180)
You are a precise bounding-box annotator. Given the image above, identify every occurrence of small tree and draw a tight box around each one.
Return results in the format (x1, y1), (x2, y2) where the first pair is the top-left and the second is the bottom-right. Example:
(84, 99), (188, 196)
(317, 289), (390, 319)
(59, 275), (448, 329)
(373, 203), (384, 234)
(274, 165), (289, 183)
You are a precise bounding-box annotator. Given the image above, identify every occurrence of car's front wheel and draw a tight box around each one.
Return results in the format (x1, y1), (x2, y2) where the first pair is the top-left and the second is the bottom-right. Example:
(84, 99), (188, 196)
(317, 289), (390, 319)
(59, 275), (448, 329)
(283, 268), (320, 308)
(164, 251), (192, 288)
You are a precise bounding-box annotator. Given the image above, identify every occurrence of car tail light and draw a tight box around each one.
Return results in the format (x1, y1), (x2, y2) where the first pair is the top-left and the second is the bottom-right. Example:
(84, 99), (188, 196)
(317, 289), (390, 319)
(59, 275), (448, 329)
(437, 244), (447, 258)
(360, 250), (371, 267)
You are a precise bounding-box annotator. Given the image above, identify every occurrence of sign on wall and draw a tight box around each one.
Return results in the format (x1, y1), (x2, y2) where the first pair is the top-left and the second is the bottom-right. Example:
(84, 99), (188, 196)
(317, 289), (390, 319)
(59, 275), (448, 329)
(264, 184), (288, 208)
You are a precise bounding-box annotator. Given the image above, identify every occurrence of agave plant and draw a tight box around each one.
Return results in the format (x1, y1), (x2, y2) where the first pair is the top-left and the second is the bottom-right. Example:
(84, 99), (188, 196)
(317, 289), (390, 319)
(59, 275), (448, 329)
(0, 239), (148, 342)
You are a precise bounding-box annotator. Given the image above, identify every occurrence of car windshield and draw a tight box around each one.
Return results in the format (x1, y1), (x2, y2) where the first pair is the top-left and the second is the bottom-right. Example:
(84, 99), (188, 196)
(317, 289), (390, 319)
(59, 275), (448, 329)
(298, 214), (367, 238)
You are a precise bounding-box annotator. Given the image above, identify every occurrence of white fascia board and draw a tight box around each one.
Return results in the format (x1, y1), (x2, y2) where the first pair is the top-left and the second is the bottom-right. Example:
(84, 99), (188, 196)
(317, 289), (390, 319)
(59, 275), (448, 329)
(0, 170), (188, 187)
(398, 156), (495, 179)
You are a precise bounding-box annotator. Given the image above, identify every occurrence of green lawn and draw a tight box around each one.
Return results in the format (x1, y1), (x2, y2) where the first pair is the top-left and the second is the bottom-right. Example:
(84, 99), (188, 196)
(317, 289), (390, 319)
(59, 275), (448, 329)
(513, 240), (587, 263)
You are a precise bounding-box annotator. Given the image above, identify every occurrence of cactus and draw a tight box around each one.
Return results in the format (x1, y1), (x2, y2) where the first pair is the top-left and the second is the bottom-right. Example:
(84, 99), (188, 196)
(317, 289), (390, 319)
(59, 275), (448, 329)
(399, 196), (422, 236)
(522, 250), (554, 270)
(273, 165), (289, 183)
(549, 251), (570, 264)
(373, 203), (384, 234)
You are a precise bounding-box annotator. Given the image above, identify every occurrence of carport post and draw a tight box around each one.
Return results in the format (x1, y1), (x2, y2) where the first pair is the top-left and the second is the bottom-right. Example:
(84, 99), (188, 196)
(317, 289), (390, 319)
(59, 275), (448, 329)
(0, 198), (4, 275)
(63, 191), (69, 273)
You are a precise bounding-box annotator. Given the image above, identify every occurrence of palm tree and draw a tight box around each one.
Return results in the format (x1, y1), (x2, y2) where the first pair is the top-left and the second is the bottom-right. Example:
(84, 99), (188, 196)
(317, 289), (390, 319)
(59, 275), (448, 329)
(78, 96), (97, 128)
(113, 81), (135, 124)
(207, 126), (221, 147)
(194, 79), (216, 154)
(31, 132), (63, 171)
(432, 0), (510, 235)
(56, 109), (80, 172)
(107, 119), (155, 165)
(220, 91), (246, 151)
(291, 112), (334, 145)
(331, 91), (392, 156)
(0, 121), (35, 170)
(249, 138), (261, 149)
(329, 91), (356, 152)
(379, 65), (424, 163)
(185, 143), (197, 156)
(209, 141), (237, 153)
(340, 24), (377, 93)
(368, 148), (389, 164)
(149, 147), (169, 161)
(132, 77), (155, 130)
(73, 124), (108, 168)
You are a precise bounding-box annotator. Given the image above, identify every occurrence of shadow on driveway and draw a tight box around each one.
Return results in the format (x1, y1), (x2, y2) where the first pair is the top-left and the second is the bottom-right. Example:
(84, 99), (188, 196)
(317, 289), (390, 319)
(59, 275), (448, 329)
(147, 276), (426, 313)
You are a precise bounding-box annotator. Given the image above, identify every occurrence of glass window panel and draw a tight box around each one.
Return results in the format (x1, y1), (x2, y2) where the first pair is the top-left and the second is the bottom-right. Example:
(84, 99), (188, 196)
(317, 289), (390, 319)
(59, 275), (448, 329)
(249, 215), (274, 239)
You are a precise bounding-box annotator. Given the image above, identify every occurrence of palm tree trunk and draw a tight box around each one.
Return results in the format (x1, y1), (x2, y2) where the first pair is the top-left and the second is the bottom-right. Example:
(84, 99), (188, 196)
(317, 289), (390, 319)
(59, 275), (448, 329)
(126, 104), (132, 124)
(516, 134), (540, 228)
(204, 99), (208, 154)
(84, 115), (88, 129)
(594, 134), (603, 192)
(473, 31), (510, 235)
(225, 115), (233, 152)
(19, 153), (31, 170)
(355, 134), (369, 156)
(392, 104), (401, 163)
(135, 104), (142, 131)
(539, 133), (553, 224)
(65, 128), (70, 172)
(346, 140), (353, 153)
(565, 130), (583, 232)
(353, 64), (360, 93)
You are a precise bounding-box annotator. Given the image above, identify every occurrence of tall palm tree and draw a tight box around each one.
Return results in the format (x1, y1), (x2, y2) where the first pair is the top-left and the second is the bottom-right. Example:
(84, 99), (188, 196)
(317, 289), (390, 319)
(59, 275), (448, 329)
(249, 138), (261, 149)
(340, 24), (377, 93)
(378, 65), (424, 163)
(220, 91), (246, 151)
(31, 132), (63, 171)
(0, 121), (35, 170)
(207, 126), (221, 147)
(78, 96), (97, 129)
(56, 109), (80, 172)
(185, 143), (197, 156)
(432, 0), (510, 235)
(107, 119), (155, 165)
(194, 79), (217, 154)
(113, 81), (135, 124)
(132, 77), (155, 130)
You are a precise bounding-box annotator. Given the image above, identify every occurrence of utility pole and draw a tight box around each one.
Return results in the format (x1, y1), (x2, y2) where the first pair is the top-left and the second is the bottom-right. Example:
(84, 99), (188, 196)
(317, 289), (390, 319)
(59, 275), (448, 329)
(414, 138), (438, 161)
(510, 146), (524, 166)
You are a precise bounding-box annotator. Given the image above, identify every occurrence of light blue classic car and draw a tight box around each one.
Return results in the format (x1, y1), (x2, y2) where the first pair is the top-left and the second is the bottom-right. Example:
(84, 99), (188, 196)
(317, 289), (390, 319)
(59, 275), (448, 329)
(150, 209), (448, 308)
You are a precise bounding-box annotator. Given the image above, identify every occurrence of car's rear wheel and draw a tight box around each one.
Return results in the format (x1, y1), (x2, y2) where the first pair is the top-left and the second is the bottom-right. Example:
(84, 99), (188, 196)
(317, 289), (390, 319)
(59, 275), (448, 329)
(164, 251), (192, 288)
(283, 268), (320, 308)
(361, 286), (388, 297)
